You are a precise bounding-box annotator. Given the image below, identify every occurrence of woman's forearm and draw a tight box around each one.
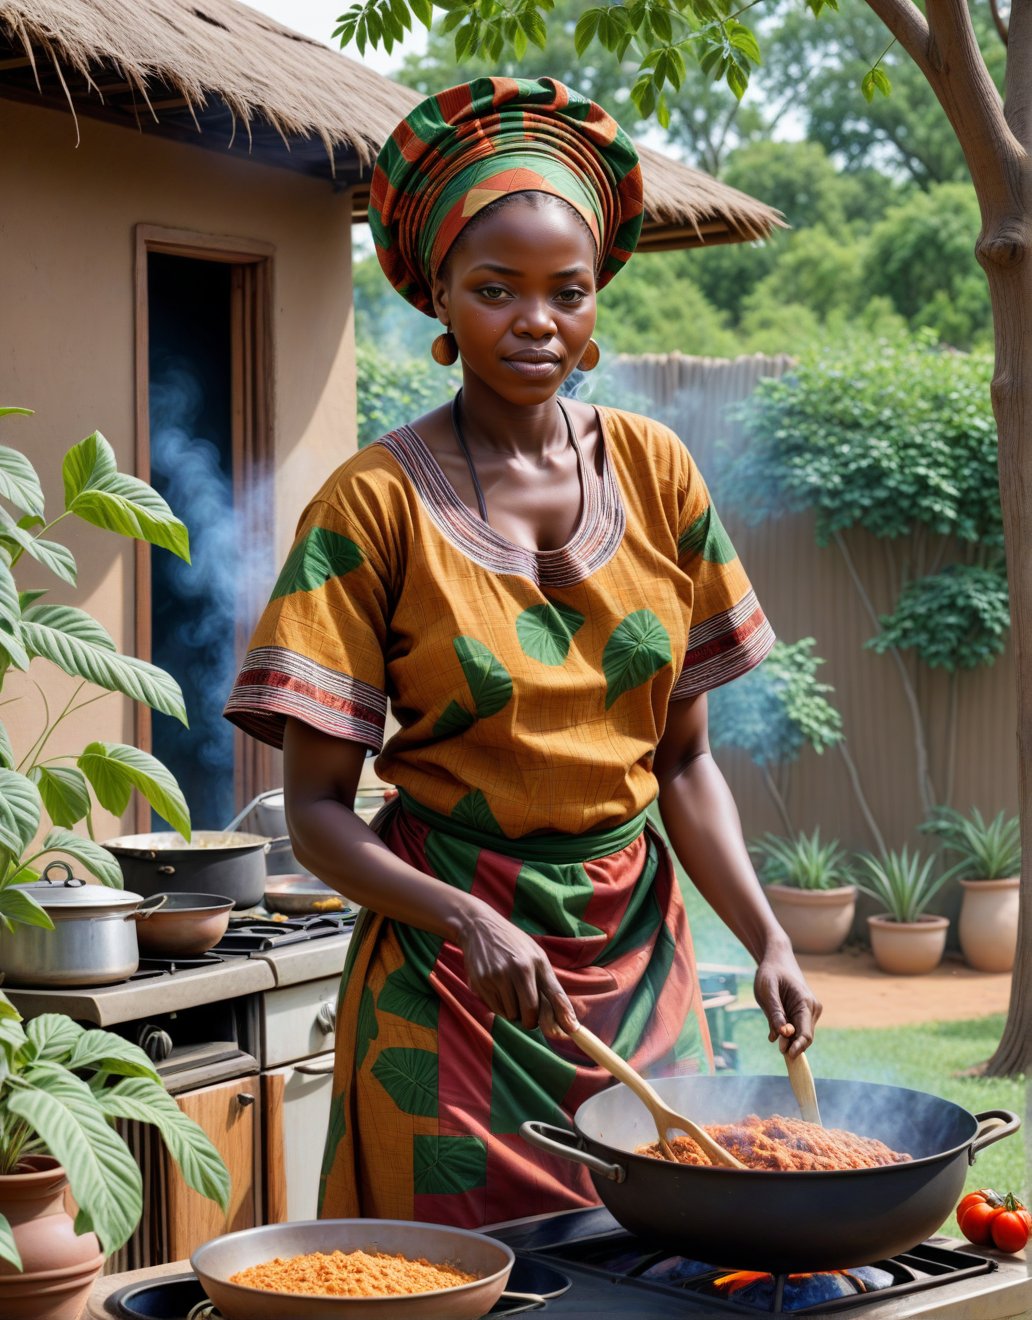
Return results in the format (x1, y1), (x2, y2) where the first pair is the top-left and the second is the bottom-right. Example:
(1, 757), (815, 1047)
(288, 797), (484, 943)
(656, 749), (789, 963)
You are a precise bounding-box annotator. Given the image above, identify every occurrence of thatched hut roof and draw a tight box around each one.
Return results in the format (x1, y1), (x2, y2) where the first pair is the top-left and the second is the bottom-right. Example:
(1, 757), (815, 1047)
(0, 0), (783, 249)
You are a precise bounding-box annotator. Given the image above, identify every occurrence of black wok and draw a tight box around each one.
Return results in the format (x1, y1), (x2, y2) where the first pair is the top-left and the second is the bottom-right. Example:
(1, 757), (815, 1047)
(521, 1073), (1019, 1273)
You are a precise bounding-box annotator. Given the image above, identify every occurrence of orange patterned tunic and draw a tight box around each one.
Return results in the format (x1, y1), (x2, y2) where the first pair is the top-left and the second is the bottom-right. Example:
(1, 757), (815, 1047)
(225, 406), (773, 838)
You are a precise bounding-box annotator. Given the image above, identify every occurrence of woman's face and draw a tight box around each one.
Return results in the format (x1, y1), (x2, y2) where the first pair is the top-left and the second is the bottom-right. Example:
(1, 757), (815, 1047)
(432, 195), (598, 404)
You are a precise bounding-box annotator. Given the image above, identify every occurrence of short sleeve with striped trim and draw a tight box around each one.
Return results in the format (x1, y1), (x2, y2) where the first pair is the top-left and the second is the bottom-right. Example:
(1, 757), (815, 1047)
(224, 495), (390, 752)
(669, 449), (775, 702)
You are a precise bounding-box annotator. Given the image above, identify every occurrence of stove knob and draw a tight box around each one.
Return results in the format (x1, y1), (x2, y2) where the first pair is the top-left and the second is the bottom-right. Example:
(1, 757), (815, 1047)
(138, 1024), (173, 1062)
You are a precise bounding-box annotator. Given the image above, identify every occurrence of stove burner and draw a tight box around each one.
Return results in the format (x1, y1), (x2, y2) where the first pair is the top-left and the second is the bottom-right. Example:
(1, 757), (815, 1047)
(136, 951), (225, 974)
(218, 913), (353, 953)
(536, 1230), (998, 1314)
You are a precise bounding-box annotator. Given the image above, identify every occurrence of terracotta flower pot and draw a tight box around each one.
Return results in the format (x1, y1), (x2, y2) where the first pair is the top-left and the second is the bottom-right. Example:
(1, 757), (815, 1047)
(958, 877), (1019, 973)
(867, 913), (949, 975)
(765, 885), (858, 955)
(0, 1156), (104, 1320)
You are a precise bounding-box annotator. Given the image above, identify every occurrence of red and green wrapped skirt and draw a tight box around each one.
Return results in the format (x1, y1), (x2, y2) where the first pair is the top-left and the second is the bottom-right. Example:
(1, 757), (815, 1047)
(318, 796), (712, 1227)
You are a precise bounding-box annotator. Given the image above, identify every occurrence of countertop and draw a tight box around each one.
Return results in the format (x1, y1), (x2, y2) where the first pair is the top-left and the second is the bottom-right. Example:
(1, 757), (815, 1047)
(5, 929), (353, 1026)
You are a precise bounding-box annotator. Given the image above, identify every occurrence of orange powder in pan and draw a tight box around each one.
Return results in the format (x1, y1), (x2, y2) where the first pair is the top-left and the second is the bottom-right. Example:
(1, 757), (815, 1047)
(229, 1248), (479, 1297)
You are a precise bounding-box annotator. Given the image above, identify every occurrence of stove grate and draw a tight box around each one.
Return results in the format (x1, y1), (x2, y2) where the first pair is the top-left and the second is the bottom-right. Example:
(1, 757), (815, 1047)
(533, 1233), (997, 1314)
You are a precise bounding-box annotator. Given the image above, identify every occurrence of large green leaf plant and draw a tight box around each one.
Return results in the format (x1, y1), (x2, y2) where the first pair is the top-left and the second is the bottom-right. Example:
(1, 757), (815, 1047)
(0, 410), (227, 1265)
(0, 407), (192, 924)
(0, 1000), (229, 1268)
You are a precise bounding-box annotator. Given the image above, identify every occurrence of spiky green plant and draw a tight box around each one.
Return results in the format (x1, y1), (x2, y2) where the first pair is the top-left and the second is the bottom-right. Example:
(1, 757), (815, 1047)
(854, 847), (950, 924)
(750, 828), (852, 891)
(921, 806), (1021, 881)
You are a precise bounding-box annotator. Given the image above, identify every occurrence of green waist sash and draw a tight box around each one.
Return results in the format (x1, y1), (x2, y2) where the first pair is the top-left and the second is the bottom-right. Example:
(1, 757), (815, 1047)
(396, 789), (648, 864)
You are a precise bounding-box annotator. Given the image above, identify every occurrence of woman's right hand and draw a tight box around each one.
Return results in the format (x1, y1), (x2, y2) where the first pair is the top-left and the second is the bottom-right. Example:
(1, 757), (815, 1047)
(454, 901), (578, 1037)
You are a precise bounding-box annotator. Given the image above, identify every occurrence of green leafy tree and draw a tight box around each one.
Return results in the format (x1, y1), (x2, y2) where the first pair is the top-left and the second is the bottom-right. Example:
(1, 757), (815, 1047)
(356, 341), (458, 447)
(862, 183), (992, 349)
(760, 0), (1005, 187)
(709, 638), (884, 848)
(336, 0), (1032, 1077)
(0, 409), (191, 929)
(394, 0), (770, 173)
(726, 340), (1004, 821)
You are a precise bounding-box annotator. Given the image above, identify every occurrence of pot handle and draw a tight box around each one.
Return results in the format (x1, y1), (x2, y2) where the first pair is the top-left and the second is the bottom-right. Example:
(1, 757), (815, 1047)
(262, 835), (292, 854)
(131, 894), (169, 921)
(495, 1292), (548, 1313)
(519, 1120), (626, 1183)
(969, 1109), (1022, 1162)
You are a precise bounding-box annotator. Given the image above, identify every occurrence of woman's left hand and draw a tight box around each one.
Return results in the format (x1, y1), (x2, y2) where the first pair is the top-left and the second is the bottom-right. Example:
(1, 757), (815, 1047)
(753, 943), (822, 1058)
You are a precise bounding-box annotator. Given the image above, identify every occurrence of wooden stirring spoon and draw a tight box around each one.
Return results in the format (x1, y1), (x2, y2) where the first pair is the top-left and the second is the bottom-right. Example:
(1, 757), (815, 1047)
(785, 1048), (823, 1127)
(569, 1023), (745, 1170)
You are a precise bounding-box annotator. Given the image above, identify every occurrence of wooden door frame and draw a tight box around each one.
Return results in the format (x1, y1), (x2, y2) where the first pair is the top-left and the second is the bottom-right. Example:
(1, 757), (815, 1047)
(133, 225), (275, 831)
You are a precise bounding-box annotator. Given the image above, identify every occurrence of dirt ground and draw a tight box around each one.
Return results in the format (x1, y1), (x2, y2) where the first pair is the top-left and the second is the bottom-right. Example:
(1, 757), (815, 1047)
(788, 946), (1013, 1030)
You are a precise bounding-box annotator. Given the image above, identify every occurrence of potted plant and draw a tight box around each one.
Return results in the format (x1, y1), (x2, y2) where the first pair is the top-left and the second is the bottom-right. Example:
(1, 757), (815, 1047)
(751, 829), (857, 954)
(0, 406), (191, 923)
(922, 806), (1021, 972)
(854, 847), (951, 974)
(0, 990), (229, 1318)
(0, 408), (206, 1315)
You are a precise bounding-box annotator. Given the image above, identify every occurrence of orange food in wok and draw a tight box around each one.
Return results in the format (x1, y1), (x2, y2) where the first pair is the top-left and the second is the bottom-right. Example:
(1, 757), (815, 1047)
(635, 1113), (912, 1172)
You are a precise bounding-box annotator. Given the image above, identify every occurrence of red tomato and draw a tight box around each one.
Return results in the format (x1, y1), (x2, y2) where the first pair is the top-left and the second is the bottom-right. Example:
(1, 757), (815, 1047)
(957, 1189), (1030, 1253)
(957, 1189), (995, 1221)
(990, 1210), (1030, 1254)
(959, 1200), (1000, 1245)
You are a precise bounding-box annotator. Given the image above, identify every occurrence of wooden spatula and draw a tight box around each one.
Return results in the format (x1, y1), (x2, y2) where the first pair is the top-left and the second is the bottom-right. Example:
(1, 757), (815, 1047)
(569, 1023), (745, 1170)
(785, 1048), (823, 1126)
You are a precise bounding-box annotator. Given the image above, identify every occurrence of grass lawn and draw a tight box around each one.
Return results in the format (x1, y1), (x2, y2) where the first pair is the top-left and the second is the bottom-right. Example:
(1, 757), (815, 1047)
(654, 817), (1029, 1239)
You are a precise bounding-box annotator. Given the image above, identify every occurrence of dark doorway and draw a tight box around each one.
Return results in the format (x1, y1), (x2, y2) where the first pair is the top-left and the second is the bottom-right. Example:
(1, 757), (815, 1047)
(147, 253), (236, 831)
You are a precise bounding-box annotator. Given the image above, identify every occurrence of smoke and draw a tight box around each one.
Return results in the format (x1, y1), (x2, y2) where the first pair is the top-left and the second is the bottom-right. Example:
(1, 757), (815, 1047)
(148, 362), (249, 827)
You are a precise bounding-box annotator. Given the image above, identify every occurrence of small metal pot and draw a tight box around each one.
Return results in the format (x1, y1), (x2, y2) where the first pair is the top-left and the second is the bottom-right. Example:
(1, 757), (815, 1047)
(0, 862), (165, 988)
(135, 892), (234, 957)
(100, 831), (282, 910)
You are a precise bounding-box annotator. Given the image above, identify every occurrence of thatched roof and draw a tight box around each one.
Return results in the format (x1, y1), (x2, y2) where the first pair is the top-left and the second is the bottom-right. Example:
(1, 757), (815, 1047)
(0, 0), (783, 248)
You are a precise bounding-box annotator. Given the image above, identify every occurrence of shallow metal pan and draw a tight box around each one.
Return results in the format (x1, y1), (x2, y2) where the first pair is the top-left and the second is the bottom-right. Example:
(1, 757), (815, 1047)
(191, 1219), (516, 1320)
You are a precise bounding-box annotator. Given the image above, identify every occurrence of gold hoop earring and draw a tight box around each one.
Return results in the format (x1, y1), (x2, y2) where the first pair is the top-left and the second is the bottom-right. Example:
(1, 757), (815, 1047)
(431, 331), (458, 366)
(577, 338), (600, 372)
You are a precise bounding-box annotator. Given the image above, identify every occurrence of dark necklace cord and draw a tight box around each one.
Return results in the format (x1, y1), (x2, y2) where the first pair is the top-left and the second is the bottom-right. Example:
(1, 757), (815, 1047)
(450, 389), (584, 529)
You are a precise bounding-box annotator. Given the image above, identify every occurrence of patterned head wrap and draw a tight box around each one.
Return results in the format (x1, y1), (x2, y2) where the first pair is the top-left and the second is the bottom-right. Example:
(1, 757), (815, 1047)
(369, 76), (644, 316)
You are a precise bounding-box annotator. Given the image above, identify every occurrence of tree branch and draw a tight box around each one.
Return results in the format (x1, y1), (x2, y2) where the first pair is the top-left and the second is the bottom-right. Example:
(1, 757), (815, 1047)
(838, 743), (888, 854)
(863, 0), (1021, 214)
(1004, 0), (1032, 150)
(987, 0), (1009, 47)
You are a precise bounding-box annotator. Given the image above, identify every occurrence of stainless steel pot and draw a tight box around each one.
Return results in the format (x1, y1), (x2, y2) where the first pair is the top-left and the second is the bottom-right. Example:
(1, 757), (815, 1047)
(134, 892), (234, 957)
(226, 788), (389, 876)
(100, 831), (282, 909)
(0, 861), (165, 987)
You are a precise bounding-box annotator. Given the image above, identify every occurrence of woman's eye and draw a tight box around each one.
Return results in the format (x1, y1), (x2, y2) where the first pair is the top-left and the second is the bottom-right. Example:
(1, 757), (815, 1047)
(556, 288), (588, 305)
(479, 286), (510, 301)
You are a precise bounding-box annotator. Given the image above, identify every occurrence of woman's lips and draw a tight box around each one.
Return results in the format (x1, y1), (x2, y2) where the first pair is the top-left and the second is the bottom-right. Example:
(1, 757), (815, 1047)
(505, 356), (561, 378)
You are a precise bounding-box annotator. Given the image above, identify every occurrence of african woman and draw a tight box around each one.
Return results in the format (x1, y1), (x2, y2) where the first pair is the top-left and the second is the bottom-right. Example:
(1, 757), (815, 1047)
(225, 76), (821, 1228)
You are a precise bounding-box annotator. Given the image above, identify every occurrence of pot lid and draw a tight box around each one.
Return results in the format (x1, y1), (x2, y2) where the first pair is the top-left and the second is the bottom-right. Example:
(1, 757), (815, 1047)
(20, 861), (143, 910)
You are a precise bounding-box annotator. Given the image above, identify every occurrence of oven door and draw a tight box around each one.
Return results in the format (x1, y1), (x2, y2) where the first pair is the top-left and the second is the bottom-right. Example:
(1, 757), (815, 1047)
(262, 1052), (335, 1222)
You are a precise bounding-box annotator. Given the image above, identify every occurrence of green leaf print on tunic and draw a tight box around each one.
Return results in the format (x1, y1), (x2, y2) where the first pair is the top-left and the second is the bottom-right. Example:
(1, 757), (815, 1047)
(431, 637), (512, 739)
(355, 985), (379, 1069)
(379, 964), (440, 1030)
(453, 637), (513, 717)
(371, 1047), (438, 1117)
(432, 700), (476, 739)
(678, 504), (736, 565)
(270, 527), (363, 599)
(413, 1134), (487, 1195)
(516, 601), (586, 665)
(452, 789), (502, 835)
(602, 610), (672, 708)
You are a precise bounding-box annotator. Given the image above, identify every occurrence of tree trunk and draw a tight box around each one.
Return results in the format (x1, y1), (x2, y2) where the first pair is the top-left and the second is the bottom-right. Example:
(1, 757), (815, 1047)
(981, 168), (1032, 1076)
